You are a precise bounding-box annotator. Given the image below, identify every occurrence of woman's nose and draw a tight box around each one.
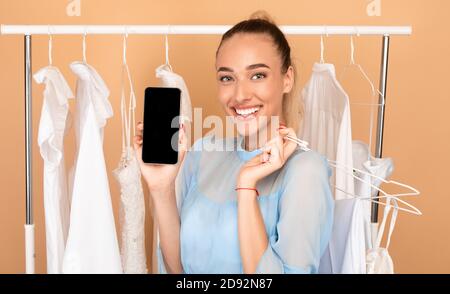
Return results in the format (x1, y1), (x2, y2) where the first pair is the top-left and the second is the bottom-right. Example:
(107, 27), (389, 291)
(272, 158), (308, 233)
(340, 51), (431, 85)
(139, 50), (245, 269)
(233, 80), (252, 104)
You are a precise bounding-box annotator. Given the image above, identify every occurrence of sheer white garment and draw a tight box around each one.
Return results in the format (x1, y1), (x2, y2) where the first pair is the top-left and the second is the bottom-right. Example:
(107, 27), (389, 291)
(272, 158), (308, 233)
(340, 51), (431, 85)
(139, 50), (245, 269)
(113, 63), (147, 274)
(300, 63), (355, 200)
(62, 61), (122, 274)
(34, 66), (73, 274)
(366, 197), (398, 274)
(352, 140), (394, 250)
(155, 64), (193, 124)
(113, 147), (147, 274)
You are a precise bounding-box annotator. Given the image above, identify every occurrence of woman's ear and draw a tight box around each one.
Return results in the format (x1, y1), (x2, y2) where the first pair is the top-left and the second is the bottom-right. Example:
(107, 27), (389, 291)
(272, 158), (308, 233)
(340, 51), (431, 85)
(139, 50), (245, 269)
(282, 65), (294, 94)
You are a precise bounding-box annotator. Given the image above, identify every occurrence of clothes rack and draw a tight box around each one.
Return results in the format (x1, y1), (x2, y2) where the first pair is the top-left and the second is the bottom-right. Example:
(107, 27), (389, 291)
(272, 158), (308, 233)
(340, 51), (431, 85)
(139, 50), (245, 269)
(0, 24), (412, 274)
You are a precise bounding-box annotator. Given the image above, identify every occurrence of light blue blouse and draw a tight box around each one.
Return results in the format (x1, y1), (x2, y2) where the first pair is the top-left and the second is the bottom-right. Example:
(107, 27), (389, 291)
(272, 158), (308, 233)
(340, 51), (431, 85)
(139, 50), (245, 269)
(157, 134), (334, 274)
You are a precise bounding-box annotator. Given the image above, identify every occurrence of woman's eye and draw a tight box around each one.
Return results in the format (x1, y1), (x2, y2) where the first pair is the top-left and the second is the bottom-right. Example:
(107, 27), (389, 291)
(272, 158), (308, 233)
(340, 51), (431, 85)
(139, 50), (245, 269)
(251, 73), (266, 80)
(219, 75), (233, 82)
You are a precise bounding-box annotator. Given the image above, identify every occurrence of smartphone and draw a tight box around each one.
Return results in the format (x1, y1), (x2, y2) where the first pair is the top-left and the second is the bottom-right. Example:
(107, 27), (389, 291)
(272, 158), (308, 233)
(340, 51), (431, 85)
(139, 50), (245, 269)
(142, 87), (181, 164)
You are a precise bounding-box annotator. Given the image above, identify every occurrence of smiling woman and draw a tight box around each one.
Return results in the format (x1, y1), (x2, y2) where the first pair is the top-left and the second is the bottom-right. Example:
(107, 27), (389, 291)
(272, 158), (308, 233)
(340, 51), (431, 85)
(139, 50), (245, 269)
(133, 10), (334, 274)
(218, 20), (301, 148)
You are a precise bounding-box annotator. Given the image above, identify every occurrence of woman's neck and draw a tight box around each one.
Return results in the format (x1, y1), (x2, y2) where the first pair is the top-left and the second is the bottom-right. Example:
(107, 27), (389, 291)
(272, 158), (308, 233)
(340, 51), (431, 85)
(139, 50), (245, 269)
(243, 120), (278, 151)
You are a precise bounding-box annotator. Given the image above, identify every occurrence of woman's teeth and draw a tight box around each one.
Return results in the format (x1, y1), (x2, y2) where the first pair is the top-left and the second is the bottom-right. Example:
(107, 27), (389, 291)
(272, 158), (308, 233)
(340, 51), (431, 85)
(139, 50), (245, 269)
(235, 107), (260, 116)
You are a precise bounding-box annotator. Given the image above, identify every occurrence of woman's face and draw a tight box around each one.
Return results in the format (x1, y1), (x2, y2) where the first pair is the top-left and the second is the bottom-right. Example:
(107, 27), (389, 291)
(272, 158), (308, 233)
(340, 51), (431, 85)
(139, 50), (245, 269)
(215, 33), (294, 138)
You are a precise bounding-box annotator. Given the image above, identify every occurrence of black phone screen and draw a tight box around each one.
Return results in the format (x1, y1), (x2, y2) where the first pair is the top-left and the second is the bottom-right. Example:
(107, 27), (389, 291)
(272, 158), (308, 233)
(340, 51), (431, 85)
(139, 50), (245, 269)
(142, 87), (181, 164)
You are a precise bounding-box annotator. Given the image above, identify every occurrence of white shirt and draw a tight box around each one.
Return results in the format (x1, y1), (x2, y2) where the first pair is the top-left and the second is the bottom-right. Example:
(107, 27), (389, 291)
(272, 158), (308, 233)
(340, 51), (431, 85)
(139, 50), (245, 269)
(62, 61), (122, 274)
(300, 62), (355, 200)
(301, 63), (364, 273)
(34, 66), (73, 274)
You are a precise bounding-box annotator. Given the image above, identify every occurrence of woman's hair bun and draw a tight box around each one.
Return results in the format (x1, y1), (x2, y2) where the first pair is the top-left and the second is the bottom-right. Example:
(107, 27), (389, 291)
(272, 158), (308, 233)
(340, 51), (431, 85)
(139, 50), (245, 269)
(248, 10), (276, 24)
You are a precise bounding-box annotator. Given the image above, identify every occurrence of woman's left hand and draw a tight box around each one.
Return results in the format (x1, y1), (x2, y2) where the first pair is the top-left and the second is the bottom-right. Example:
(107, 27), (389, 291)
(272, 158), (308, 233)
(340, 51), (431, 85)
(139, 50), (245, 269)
(237, 127), (299, 187)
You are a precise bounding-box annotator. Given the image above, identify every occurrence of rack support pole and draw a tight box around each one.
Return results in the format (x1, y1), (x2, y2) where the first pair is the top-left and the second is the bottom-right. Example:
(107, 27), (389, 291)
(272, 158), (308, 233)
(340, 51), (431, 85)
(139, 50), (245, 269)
(371, 35), (390, 247)
(24, 34), (35, 274)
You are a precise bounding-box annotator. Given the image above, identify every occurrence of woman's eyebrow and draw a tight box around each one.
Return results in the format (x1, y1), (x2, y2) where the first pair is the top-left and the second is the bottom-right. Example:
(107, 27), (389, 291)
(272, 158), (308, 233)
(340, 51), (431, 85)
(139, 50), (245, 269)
(217, 63), (271, 72)
(247, 63), (270, 70)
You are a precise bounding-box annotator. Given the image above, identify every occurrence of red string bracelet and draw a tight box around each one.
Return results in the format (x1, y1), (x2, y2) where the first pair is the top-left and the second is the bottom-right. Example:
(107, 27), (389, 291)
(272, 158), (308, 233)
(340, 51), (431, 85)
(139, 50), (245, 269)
(235, 187), (259, 197)
(277, 123), (287, 131)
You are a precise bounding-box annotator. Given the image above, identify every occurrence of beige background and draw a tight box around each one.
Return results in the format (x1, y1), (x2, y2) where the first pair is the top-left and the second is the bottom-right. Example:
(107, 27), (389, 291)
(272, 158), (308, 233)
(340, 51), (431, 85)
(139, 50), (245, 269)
(1, 0), (449, 274)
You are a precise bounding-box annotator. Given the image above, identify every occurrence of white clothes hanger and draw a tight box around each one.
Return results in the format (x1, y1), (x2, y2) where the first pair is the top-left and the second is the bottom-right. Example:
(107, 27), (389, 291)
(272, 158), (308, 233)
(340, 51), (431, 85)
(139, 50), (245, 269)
(340, 30), (386, 160)
(330, 163), (420, 215)
(283, 135), (418, 200)
(319, 25), (329, 64)
(375, 195), (398, 250)
(122, 27), (128, 66)
(340, 29), (385, 107)
(164, 24), (173, 72)
(282, 134), (422, 216)
(120, 26), (137, 155)
(282, 131), (419, 203)
(82, 26), (87, 64)
(47, 25), (53, 66)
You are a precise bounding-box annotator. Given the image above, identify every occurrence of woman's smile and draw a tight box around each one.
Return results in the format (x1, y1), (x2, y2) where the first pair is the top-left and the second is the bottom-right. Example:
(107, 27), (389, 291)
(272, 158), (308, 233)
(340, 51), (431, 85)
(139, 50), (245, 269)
(232, 105), (263, 121)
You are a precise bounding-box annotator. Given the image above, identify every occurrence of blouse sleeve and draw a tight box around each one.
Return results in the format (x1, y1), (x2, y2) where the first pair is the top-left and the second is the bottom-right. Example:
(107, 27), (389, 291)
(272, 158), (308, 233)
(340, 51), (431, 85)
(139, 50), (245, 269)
(174, 137), (203, 213)
(157, 136), (202, 274)
(255, 150), (335, 274)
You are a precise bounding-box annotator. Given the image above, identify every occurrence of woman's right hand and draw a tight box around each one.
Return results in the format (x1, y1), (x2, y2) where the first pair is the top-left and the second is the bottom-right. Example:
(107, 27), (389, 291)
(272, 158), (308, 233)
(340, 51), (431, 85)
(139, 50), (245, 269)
(133, 121), (187, 194)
